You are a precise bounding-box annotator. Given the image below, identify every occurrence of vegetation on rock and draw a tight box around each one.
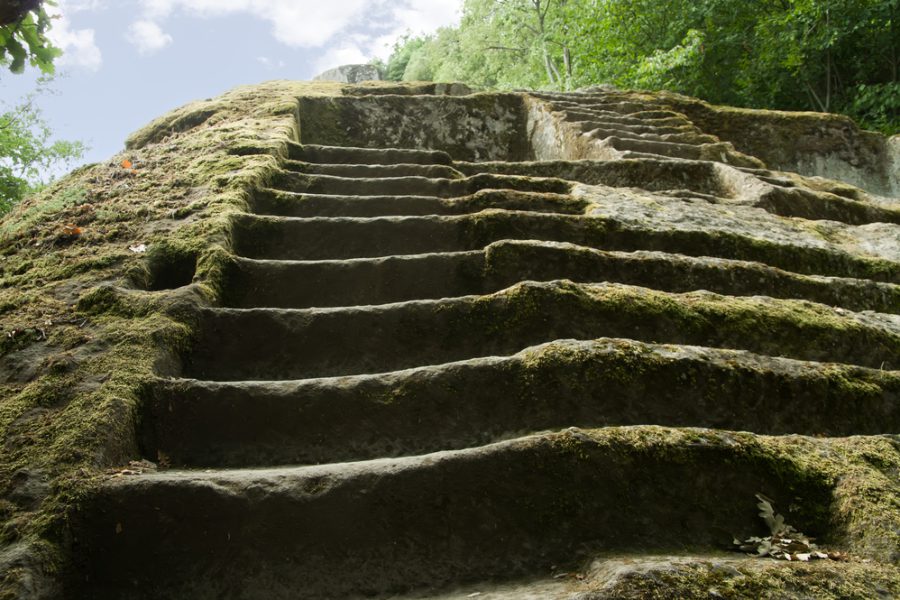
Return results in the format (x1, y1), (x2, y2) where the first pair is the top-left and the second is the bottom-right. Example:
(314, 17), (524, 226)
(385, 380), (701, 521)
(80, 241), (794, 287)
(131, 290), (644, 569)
(384, 0), (900, 134)
(0, 79), (86, 213)
(0, 0), (86, 214)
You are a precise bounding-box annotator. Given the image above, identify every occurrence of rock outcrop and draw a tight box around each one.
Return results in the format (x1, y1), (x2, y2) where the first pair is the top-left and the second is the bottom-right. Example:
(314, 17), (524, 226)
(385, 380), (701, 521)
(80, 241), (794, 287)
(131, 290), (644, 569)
(0, 81), (898, 599)
(313, 63), (382, 84)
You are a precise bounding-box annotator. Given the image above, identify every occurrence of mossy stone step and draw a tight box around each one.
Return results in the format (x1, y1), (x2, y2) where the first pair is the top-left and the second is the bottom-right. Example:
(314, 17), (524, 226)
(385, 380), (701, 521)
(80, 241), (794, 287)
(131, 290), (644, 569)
(288, 142), (453, 165)
(453, 157), (725, 194)
(250, 188), (586, 217)
(573, 122), (719, 145)
(184, 280), (900, 381)
(221, 240), (900, 312)
(282, 159), (464, 180)
(270, 171), (572, 197)
(148, 338), (900, 468)
(70, 427), (839, 600)
(403, 557), (900, 600)
(553, 108), (695, 131)
(751, 185), (900, 225)
(599, 136), (718, 160)
(230, 212), (900, 283)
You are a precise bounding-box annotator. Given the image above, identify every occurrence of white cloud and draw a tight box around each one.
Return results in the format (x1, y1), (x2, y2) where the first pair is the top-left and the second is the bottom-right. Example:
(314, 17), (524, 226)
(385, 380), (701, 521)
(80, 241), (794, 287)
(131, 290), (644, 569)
(393, 0), (460, 33)
(59, 0), (106, 12)
(133, 0), (459, 50)
(312, 43), (370, 74)
(126, 20), (174, 54)
(256, 56), (286, 70)
(46, 6), (103, 70)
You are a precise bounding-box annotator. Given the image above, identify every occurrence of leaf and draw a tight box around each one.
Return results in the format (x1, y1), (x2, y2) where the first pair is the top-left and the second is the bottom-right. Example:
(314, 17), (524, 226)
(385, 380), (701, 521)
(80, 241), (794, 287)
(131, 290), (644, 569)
(60, 223), (83, 236)
(121, 159), (133, 169)
(756, 493), (785, 535)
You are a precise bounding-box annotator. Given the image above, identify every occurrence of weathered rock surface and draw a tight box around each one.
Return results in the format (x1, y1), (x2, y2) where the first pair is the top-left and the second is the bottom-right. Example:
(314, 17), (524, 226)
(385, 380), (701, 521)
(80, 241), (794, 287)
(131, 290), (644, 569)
(1, 81), (898, 599)
(313, 63), (382, 84)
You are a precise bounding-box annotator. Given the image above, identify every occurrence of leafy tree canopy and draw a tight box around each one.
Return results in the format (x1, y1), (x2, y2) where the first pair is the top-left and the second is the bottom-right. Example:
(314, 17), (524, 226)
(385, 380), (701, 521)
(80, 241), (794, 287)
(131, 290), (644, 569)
(384, 0), (899, 134)
(0, 79), (86, 213)
(0, 0), (60, 74)
(0, 1), (85, 213)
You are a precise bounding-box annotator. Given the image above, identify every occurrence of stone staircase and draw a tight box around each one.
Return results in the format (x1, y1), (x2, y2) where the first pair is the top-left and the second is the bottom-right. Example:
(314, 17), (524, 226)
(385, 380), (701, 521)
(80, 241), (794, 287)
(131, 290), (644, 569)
(67, 90), (900, 598)
(529, 91), (763, 166)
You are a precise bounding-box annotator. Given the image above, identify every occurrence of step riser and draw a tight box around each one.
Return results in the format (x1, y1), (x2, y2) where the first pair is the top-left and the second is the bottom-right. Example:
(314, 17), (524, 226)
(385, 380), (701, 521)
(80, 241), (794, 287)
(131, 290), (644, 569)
(250, 189), (587, 218)
(222, 244), (900, 312)
(149, 340), (900, 467)
(271, 172), (571, 198)
(283, 160), (463, 179)
(71, 430), (833, 600)
(288, 143), (452, 165)
(223, 252), (486, 308)
(185, 283), (900, 380)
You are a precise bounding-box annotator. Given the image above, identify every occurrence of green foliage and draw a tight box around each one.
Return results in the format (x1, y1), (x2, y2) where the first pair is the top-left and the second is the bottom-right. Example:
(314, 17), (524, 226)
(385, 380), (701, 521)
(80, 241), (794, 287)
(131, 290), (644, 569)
(844, 82), (900, 135)
(0, 79), (87, 213)
(384, 34), (430, 81)
(385, 0), (900, 133)
(0, 0), (60, 75)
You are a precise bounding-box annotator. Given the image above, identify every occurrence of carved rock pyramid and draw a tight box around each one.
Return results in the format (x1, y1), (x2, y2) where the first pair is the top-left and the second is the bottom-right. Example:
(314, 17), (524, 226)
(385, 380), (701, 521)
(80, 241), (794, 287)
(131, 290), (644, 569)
(30, 83), (899, 598)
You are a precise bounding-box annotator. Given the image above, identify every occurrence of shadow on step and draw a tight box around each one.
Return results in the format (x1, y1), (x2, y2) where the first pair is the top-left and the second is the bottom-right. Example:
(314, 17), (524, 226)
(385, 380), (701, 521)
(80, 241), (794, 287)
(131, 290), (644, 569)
(68, 427), (836, 600)
(144, 339), (900, 469)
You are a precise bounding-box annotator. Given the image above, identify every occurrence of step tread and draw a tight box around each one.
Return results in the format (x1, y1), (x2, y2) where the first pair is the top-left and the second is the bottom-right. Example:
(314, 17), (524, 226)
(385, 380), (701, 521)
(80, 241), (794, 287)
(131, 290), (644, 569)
(399, 556), (900, 600)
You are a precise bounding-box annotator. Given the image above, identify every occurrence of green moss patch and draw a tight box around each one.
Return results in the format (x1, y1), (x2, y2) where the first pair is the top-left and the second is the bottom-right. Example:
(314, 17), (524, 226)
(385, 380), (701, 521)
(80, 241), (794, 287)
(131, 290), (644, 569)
(0, 80), (342, 596)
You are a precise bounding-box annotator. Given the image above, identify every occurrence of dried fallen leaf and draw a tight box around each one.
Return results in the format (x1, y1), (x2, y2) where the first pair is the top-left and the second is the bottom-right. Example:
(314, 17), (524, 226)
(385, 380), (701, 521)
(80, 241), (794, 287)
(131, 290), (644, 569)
(734, 493), (834, 562)
(60, 223), (83, 237)
(756, 493), (787, 535)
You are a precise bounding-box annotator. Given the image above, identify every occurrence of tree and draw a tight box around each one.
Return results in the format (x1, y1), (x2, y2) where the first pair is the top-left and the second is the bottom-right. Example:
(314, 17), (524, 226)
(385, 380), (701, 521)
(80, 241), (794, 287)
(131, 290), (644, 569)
(0, 1), (85, 212)
(384, 0), (898, 133)
(0, 79), (86, 213)
(0, 0), (60, 74)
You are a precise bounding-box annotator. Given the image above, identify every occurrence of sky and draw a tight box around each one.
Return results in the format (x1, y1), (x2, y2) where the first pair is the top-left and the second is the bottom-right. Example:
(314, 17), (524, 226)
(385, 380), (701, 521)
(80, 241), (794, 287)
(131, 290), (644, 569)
(2, 0), (462, 172)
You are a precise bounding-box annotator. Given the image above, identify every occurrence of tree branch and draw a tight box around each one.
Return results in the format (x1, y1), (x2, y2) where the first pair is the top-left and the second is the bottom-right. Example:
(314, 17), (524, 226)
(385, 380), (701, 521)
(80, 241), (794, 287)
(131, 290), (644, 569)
(0, 0), (41, 27)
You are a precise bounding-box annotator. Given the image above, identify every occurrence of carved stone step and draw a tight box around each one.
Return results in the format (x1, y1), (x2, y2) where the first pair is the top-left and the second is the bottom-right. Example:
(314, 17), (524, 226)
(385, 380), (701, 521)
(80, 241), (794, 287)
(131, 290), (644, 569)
(288, 142), (453, 165)
(600, 136), (713, 160)
(270, 171), (571, 197)
(230, 212), (900, 283)
(250, 188), (586, 217)
(221, 240), (900, 312)
(573, 122), (719, 145)
(69, 427), (839, 599)
(400, 558), (900, 600)
(282, 159), (464, 179)
(148, 338), (900, 467)
(184, 280), (900, 381)
(553, 107), (694, 131)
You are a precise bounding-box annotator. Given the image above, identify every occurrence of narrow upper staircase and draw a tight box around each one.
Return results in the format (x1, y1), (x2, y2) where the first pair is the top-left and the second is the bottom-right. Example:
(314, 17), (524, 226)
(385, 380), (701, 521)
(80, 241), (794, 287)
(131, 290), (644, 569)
(68, 91), (900, 599)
